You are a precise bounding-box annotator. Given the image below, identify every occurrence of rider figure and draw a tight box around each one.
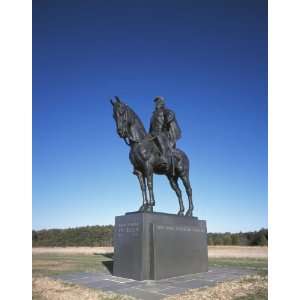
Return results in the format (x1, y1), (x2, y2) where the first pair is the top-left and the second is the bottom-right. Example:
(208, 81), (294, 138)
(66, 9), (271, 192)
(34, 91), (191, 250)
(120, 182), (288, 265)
(149, 96), (181, 168)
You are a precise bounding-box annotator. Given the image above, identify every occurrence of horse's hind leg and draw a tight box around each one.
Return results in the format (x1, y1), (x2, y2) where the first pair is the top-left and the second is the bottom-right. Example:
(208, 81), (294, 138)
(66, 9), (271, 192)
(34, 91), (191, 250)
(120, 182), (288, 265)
(146, 172), (154, 212)
(181, 175), (193, 216)
(167, 175), (184, 216)
(134, 170), (148, 212)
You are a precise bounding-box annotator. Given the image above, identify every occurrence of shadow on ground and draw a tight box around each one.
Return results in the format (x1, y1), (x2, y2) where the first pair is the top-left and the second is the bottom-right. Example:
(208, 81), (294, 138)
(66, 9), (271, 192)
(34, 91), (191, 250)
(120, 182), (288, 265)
(94, 253), (114, 274)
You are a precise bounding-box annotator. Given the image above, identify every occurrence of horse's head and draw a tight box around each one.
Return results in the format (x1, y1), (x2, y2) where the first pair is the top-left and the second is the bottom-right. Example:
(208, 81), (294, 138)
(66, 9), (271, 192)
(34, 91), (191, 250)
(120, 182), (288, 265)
(111, 96), (130, 139)
(111, 96), (146, 144)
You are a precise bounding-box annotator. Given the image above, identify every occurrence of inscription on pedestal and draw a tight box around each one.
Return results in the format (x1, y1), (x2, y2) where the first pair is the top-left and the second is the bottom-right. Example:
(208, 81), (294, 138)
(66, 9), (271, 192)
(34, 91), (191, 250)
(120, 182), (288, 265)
(152, 223), (208, 279)
(116, 222), (140, 237)
(155, 224), (206, 232)
(113, 214), (144, 280)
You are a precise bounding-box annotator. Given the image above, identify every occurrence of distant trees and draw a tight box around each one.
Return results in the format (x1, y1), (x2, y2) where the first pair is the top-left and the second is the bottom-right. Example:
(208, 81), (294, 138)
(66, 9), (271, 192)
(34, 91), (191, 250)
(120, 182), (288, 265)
(208, 236), (214, 246)
(32, 225), (113, 247)
(32, 226), (268, 247)
(207, 228), (268, 246)
(231, 235), (240, 246)
(223, 233), (232, 245)
(251, 228), (268, 246)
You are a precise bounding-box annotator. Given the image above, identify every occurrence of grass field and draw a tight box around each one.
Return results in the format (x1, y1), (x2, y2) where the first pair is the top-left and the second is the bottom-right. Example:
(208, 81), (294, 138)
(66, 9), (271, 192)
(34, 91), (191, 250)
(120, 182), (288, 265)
(32, 246), (268, 300)
(32, 246), (267, 258)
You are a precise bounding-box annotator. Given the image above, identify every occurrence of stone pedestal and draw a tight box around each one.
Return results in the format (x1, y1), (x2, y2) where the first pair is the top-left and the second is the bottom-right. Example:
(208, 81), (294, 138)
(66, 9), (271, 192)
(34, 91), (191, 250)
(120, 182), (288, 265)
(113, 212), (208, 280)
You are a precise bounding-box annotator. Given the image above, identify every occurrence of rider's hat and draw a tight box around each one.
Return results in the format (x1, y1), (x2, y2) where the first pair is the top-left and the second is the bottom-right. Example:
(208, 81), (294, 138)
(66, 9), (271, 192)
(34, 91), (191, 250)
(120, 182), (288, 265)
(154, 96), (165, 106)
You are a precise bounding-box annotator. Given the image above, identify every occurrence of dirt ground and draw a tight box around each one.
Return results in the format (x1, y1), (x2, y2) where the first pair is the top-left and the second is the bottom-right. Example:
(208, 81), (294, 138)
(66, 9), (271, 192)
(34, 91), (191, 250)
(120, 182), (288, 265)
(32, 246), (267, 258)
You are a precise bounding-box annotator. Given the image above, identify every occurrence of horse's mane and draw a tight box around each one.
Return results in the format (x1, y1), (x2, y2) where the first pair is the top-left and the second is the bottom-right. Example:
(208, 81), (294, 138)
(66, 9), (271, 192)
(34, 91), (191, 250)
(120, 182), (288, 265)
(127, 105), (147, 135)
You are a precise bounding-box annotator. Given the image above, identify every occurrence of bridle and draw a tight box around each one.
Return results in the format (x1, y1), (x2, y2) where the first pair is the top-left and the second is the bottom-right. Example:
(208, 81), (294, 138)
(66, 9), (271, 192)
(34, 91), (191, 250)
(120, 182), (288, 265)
(118, 105), (146, 146)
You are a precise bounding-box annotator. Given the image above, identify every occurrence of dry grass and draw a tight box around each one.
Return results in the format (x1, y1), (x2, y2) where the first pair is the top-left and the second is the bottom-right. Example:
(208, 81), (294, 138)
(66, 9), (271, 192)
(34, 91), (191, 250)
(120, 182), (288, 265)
(165, 275), (268, 300)
(32, 247), (114, 255)
(32, 253), (114, 277)
(32, 277), (134, 300)
(32, 246), (267, 258)
(33, 259), (72, 272)
(208, 246), (267, 258)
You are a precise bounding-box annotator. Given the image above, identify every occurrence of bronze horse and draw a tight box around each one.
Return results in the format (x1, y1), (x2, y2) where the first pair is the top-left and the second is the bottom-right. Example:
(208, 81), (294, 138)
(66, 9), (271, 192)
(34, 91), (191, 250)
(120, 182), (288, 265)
(111, 97), (194, 216)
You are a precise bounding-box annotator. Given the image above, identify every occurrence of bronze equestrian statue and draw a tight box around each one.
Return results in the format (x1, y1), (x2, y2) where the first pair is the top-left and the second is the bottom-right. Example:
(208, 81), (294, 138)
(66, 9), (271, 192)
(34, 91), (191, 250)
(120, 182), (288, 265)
(111, 96), (194, 216)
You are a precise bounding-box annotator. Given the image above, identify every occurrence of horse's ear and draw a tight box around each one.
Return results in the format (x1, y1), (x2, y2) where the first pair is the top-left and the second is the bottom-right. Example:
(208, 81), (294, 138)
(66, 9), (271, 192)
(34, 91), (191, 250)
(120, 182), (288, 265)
(115, 96), (121, 103)
(110, 99), (114, 106)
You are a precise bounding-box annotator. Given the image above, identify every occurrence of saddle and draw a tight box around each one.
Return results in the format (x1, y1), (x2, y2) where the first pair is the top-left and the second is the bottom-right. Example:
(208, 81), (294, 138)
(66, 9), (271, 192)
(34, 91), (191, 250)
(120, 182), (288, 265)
(143, 134), (178, 175)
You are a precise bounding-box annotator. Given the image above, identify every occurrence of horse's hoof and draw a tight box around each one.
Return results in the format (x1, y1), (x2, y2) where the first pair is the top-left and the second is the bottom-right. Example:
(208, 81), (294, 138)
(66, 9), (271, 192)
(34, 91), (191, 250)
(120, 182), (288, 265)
(185, 210), (193, 217)
(145, 205), (153, 213)
(177, 211), (184, 216)
(139, 205), (146, 212)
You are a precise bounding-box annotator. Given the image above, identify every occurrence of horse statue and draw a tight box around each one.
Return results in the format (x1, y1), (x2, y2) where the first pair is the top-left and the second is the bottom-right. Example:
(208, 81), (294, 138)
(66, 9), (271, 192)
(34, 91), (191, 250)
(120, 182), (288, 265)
(111, 96), (194, 216)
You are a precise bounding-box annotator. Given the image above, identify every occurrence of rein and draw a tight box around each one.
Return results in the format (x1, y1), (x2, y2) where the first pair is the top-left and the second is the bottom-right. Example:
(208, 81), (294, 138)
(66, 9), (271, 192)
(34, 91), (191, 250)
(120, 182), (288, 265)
(122, 107), (131, 146)
(123, 137), (130, 145)
(122, 106), (148, 146)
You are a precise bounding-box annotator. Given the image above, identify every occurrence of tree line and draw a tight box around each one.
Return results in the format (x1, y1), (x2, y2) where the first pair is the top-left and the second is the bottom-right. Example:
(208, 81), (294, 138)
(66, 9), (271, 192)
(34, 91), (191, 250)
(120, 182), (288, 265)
(32, 225), (114, 247)
(207, 228), (268, 246)
(32, 226), (267, 247)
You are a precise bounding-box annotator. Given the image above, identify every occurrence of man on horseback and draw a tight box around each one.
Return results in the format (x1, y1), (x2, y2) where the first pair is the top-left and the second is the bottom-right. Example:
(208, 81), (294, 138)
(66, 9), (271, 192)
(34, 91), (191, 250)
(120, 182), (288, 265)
(149, 96), (181, 168)
(111, 96), (194, 216)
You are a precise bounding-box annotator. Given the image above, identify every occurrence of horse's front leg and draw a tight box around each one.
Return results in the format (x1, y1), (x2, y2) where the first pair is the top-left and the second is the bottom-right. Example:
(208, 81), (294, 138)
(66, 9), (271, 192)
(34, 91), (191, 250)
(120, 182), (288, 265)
(134, 170), (148, 212)
(146, 171), (155, 212)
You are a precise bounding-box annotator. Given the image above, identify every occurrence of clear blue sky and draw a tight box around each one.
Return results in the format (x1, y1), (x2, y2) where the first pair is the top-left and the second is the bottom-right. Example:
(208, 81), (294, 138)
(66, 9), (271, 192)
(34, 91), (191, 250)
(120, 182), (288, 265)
(33, 0), (267, 232)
